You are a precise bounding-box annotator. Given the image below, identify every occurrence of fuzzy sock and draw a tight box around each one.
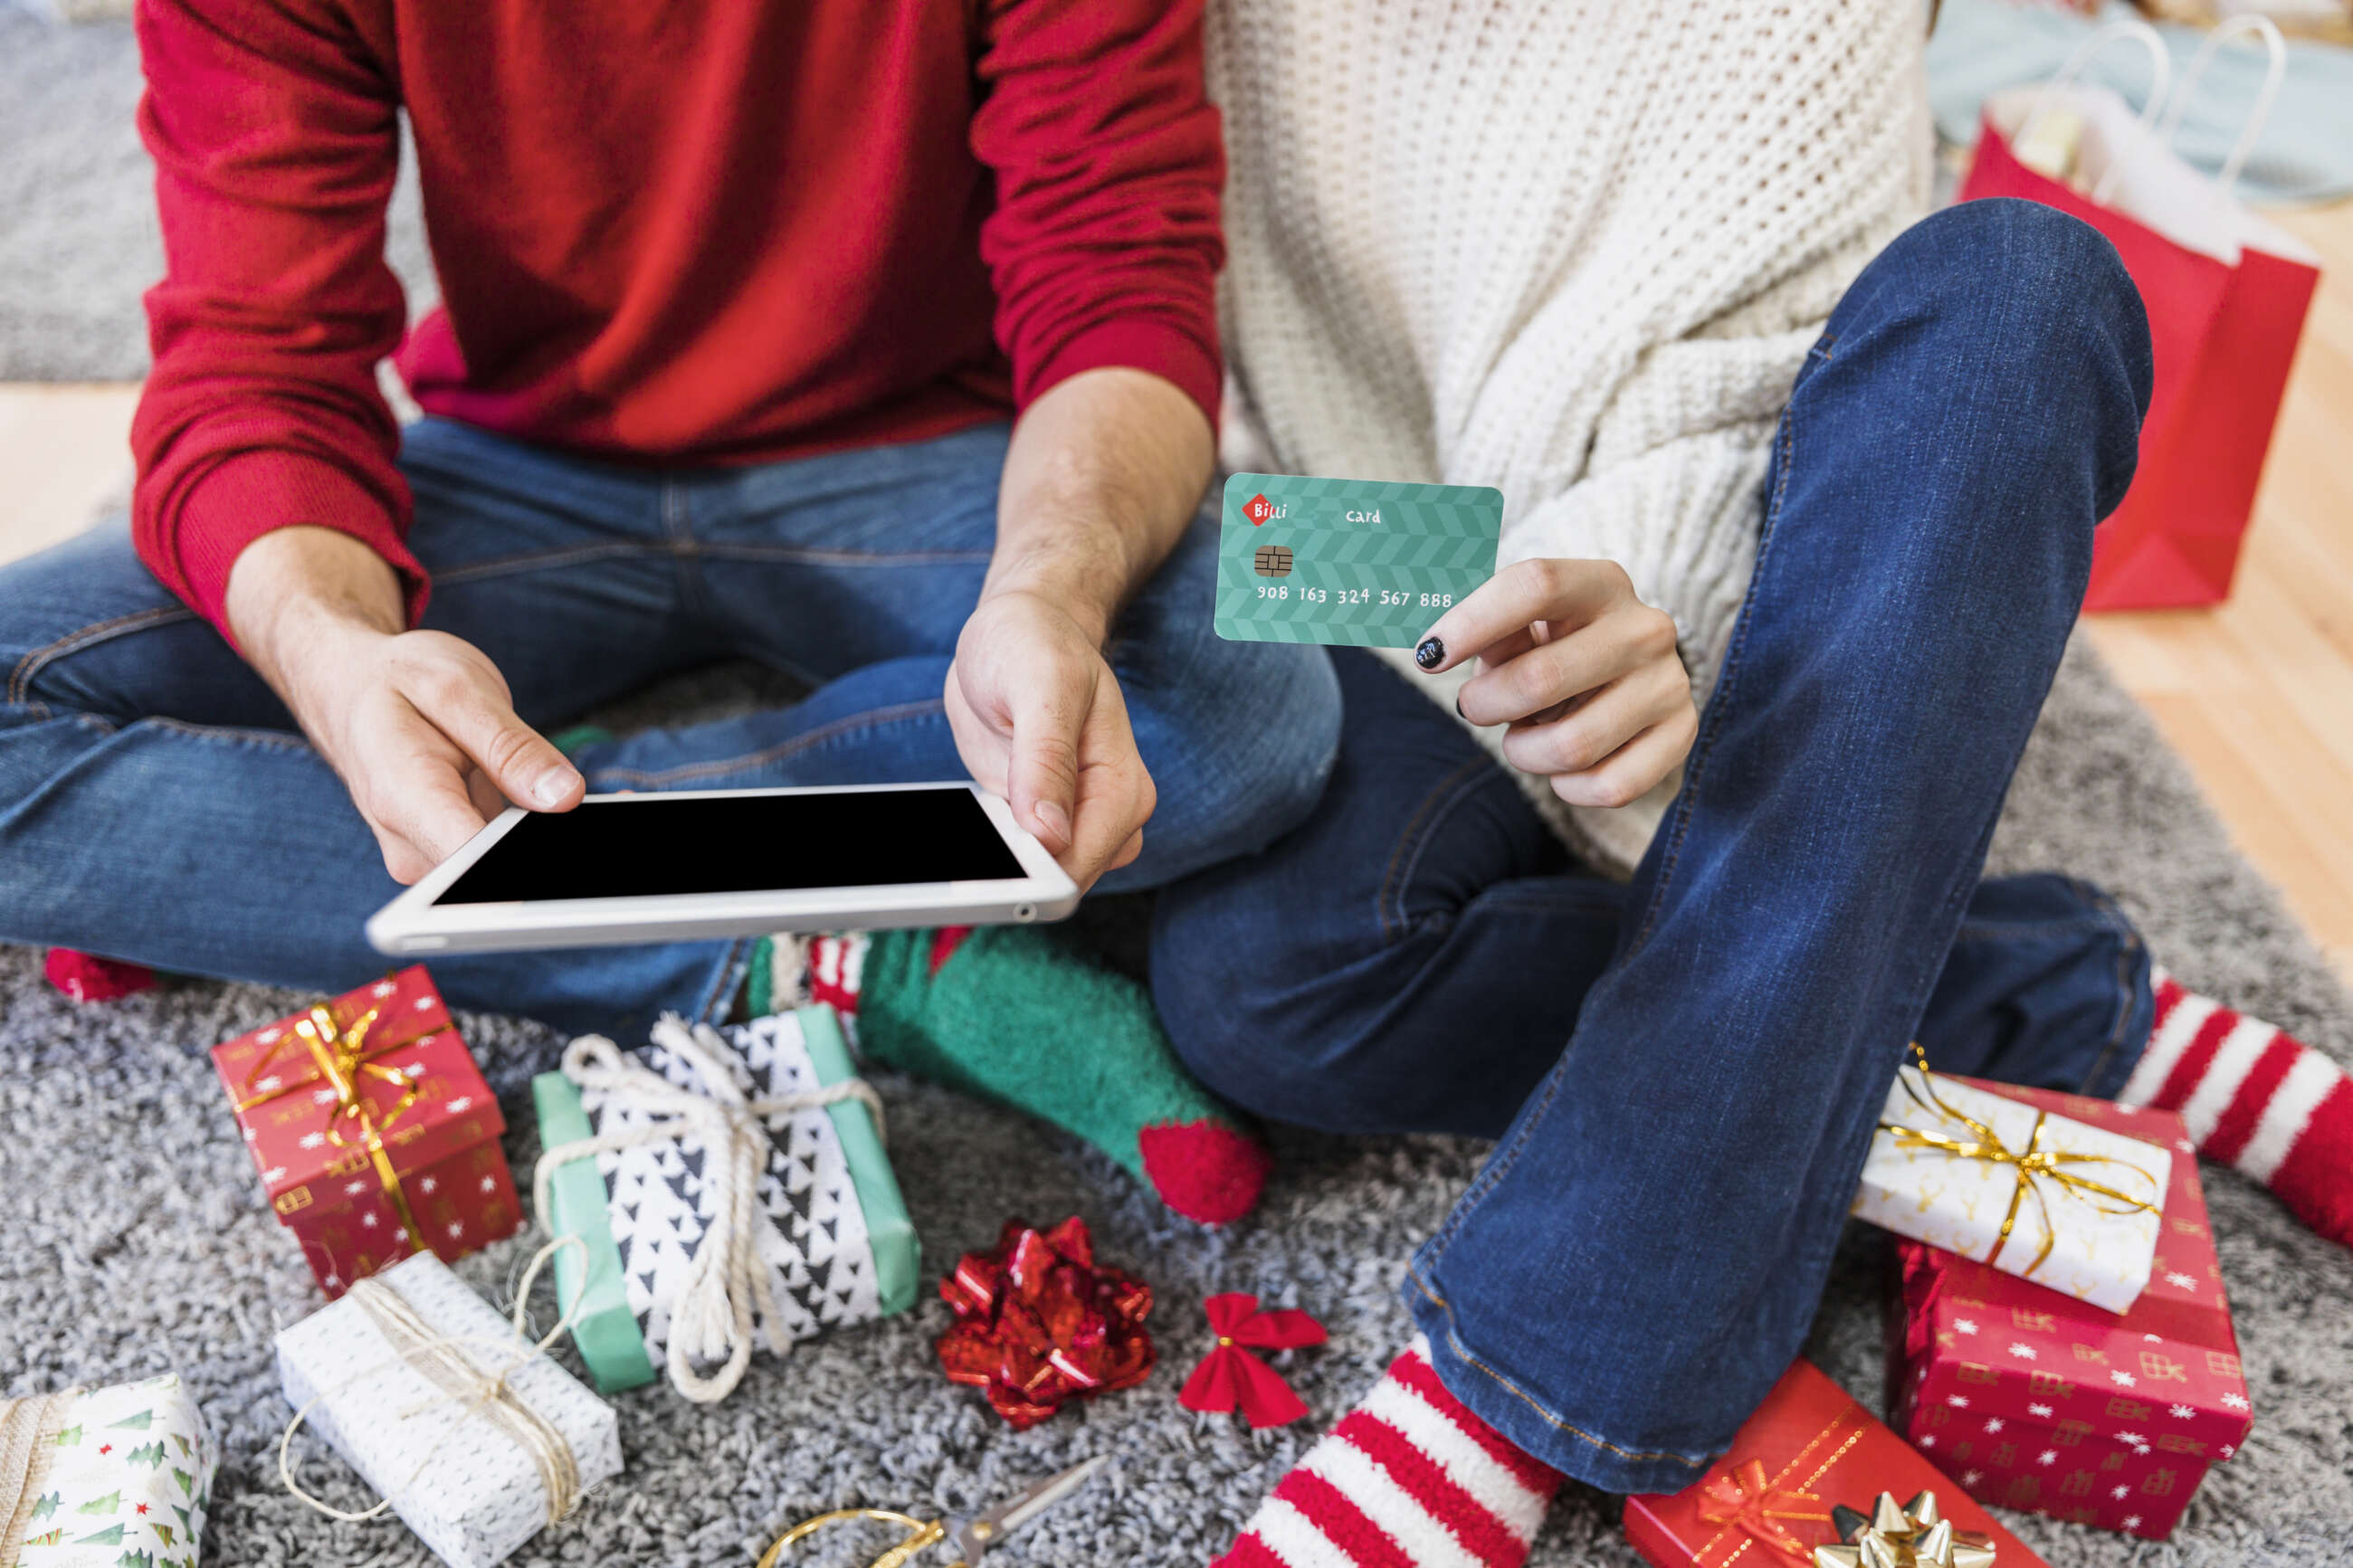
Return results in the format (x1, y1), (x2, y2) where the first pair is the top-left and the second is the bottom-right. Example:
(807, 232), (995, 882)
(2119, 968), (2353, 1248)
(44, 949), (157, 1003)
(749, 927), (1272, 1226)
(1215, 1335), (1561, 1568)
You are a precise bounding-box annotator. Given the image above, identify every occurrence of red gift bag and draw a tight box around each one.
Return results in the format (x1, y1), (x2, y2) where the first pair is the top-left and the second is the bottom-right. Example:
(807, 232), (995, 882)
(1960, 17), (2320, 611)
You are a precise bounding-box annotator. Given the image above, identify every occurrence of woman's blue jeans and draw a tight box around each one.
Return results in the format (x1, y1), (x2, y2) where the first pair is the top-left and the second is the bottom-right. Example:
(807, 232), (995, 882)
(0, 420), (1340, 1039)
(1151, 201), (2158, 1493)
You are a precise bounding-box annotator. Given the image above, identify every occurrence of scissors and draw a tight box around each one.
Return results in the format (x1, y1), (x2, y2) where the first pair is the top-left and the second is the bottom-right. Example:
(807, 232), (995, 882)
(757, 1457), (1109, 1568)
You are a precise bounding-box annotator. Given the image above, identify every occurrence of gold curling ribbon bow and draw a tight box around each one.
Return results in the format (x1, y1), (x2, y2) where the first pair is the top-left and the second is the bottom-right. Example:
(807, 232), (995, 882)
(1696, 1459), (1834, 1564)
(1880, 1044), (2159, 1280)
(237, 1002), (426, 1256)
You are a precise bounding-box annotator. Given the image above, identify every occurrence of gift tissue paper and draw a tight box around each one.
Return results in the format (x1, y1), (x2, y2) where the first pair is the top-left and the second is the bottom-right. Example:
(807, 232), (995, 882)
(1, 1374), (217, 1568)
(275, 1250), (621, 1568)
(1853, 1060), (2170, 1314)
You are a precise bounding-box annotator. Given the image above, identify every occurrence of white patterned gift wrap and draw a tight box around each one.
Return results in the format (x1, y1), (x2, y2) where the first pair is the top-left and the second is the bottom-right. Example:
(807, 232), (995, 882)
(274, 1251), (623, 1568)
(592, 1012), (886, 1356)
(1852, 1068), (2172, 1314)
(5, 1374), (216, 1568)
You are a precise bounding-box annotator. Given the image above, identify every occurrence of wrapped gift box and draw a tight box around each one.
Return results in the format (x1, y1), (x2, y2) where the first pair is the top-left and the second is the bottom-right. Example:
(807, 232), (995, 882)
(0, 1374), (217, 1568)
(211, 966), (520, 1297)
(1888, 1083), (2251, 1541)
(532, 1004), (918, 1393)
(275, 1251), (622, 1568)
(1625, 1358), (2043, 1568)
(1853, 1063), (2171, 1314)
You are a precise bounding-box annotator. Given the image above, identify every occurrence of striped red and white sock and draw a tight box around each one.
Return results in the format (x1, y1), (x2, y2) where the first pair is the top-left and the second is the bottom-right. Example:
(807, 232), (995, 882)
(1215, 1336), (1560, 1568)
(2120, 969), (2353, 1248)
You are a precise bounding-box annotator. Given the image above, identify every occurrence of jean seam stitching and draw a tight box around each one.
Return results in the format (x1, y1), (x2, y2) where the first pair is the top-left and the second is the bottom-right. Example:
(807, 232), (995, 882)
(10, 605), (198, 706)
(2076, 881), (2144, 1094)
(1627, 394), (1798, 955)
(1405, 1263), (1708, 1472)
(430, 541), (669, 586)
(586, 699), (947, 788)
(1419, 1047), (1572, 1265)
(1377, 757), (1495, 941)
(147, 717), (311, 752)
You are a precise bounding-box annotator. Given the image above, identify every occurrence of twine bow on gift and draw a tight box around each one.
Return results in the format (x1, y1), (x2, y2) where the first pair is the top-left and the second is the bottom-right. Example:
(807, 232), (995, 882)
(1177, 1294), (1326, 1429)
(1880, 1045), (2160, 1280)
(279, 1237), (591, 1529)
(531, 1014), (887, 1405)
(239, 1000), (426, 1256)
(1696, 1459), (1834, 1565)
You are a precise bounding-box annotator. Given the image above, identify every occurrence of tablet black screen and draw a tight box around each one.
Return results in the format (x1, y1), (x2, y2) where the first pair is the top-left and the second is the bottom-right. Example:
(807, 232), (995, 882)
(433, 788), (1025, 904)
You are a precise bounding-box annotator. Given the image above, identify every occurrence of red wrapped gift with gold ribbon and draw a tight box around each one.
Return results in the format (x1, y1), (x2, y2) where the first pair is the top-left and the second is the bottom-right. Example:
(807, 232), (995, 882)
(208, 965), (519, 1297)
(1887, 1080), (2250, 1542)
(934, 1216), (1153, 1430)
(1624, 1359), (2044, 1568)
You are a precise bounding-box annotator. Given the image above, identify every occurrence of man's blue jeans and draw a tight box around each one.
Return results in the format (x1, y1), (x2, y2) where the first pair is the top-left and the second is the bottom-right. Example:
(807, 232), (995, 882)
(1151, 201), (2158, 1494)
(0, 420), (1340, 1038)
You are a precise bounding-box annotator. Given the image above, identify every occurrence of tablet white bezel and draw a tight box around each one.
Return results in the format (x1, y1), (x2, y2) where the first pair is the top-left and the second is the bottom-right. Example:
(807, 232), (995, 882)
(363, 782), (1081, 955)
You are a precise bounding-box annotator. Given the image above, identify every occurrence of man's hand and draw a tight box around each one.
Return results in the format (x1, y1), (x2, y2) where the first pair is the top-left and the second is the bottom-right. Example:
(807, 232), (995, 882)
(225, 527), (584, 884)
(949, 367), (1213, 891)
(944, 590), (1152, 889)
(1415, 559), (1697, 809)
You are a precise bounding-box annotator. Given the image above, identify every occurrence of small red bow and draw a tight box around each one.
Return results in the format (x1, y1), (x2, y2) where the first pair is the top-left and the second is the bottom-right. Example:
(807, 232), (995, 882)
(1177, 1293), (1326, 1428)
(1695, 1459), (1833, 1564)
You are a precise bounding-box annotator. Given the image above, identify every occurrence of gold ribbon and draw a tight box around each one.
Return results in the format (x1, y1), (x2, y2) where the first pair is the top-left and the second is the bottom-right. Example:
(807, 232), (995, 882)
(238, 1002), (426, 1259)
(1697, 1459), (1834, 1563)
(1880, 1045), (2160, 1280)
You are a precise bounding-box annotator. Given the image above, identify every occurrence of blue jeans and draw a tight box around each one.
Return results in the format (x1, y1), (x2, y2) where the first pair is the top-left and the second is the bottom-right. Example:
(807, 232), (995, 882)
(1151, 201), (2157, 1493)
(0, 420), (1339, 1039)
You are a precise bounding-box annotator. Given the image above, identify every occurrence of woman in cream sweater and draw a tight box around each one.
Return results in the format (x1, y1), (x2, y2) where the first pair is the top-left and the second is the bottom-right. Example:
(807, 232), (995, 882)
(1157, 5), (2353, 1563)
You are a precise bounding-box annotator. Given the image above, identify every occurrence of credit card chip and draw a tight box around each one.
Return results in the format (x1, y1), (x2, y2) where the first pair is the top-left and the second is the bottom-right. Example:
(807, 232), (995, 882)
(1253, 544), (1293, 578)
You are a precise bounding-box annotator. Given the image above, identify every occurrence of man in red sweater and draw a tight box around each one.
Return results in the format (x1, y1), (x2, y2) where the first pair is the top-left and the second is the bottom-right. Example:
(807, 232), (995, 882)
(0, 0), (1339, 1035)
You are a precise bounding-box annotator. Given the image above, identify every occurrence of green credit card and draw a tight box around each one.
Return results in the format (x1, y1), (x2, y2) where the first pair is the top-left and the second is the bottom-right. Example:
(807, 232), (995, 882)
(1214, 473), (1501, 649)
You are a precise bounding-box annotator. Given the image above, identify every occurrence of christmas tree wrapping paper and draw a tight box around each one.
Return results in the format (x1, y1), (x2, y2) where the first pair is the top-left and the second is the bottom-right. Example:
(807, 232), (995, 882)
(531, 1005), (918, 1394)
(1624, 1359), (2044, 1568)
(210, 966), (520, 1297)
(275, 1251), (622, 1568)
(1887, 1082), (2251, 1541)
(0, 1373), (217, 1568)
(1852, 1063), (2171, 1314)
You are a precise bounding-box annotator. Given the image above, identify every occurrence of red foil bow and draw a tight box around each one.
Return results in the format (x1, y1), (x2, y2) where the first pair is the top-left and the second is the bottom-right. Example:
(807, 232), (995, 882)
(934, 1217), (1153, 1430)
(1695, 1459), (1833, 1565)
(1177, 1293), (1326, 1428)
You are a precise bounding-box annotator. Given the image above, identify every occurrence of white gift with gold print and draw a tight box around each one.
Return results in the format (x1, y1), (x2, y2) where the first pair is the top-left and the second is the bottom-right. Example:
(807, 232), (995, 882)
(1852, 1069), (2171, 1314)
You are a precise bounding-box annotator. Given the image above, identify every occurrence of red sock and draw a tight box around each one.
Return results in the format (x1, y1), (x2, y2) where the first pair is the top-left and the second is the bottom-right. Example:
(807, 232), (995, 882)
(1215, 1336), (1560, 1568)
(2120, 970), (2353, 1248)
(44, 949), (157, 1003)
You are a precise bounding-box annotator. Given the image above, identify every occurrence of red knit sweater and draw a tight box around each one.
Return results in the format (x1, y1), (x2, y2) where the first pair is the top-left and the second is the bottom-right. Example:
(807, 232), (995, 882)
(129, 0), (1225, 638)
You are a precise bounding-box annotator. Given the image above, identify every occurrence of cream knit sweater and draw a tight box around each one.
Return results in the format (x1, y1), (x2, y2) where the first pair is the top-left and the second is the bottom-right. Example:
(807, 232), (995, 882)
(1208, 0), (1932, 872)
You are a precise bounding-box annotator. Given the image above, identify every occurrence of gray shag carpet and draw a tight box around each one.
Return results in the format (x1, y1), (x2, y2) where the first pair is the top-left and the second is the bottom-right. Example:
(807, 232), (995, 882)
(0, 9), (433, 381)
(5, 634), (2353, 1568)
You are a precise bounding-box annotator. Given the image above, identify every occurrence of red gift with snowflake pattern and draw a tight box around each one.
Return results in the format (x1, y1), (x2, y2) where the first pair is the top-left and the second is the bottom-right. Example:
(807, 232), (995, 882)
(1888, 1080), (2250, 1541)
(208, 965), (519, 1297)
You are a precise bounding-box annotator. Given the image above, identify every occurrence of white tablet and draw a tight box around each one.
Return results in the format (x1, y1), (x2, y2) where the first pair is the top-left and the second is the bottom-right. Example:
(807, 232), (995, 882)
(365, 782), (1081, 956)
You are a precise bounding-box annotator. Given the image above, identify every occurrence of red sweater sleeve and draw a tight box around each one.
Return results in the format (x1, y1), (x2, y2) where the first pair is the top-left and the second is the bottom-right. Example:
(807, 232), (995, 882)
(131, 0), (424, 643)
(970, 0), (1225, 429)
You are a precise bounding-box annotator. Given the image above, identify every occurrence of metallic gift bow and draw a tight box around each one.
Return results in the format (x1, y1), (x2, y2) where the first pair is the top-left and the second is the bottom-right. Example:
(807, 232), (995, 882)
(1177, 1293), (1327, 1429)
(1694, 1459), (1833, 1564)
(237, 1000), (425, 1255)
(1879, 1044), (2159, 1280)
(1813, 1489), (1995, 1568)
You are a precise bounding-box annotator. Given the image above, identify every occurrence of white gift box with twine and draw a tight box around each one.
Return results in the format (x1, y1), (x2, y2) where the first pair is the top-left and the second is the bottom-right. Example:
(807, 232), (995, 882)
(1853, 1060), (2172, 1314)
(275, 1250), (621, 1568)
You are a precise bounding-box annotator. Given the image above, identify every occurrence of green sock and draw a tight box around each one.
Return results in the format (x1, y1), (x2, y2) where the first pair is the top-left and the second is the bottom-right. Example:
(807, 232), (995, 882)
(756, 927), (1270, 1226)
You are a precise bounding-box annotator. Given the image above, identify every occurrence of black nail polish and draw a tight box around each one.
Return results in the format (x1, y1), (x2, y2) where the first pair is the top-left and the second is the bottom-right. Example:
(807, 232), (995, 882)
(1415, 636), (1444, 670)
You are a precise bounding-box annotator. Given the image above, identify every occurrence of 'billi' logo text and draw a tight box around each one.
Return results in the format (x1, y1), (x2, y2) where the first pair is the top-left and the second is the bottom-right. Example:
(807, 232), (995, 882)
(1244, 493), (1284, 526)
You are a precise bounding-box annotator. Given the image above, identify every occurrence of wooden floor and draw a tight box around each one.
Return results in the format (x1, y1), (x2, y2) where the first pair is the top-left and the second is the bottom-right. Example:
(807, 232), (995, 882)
(4, 204), (2351, 979)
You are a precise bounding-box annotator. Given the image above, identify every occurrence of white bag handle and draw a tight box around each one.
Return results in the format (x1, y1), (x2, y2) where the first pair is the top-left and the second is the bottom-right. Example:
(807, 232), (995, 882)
(2016, 16), (2174, 203)
(2156, 12), (2287, 199)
